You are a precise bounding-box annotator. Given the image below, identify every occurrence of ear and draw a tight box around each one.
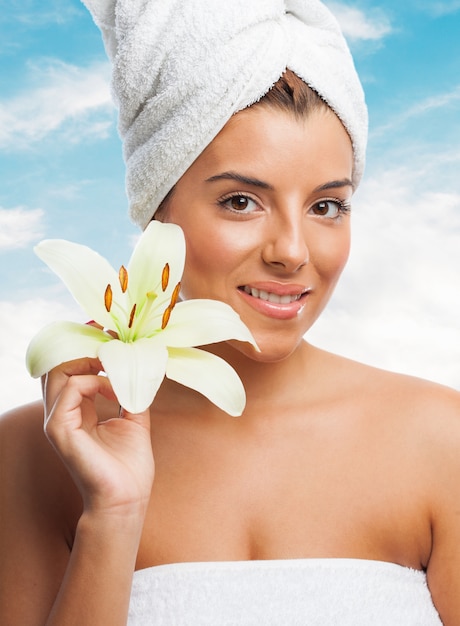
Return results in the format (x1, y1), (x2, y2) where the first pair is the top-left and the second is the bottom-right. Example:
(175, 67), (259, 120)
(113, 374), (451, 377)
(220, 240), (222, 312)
(80, 0), (118, 59)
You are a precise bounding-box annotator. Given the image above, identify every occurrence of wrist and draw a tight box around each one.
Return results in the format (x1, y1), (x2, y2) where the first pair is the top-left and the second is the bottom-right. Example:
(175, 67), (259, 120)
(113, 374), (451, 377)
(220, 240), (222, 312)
(78, 504), (147, 541)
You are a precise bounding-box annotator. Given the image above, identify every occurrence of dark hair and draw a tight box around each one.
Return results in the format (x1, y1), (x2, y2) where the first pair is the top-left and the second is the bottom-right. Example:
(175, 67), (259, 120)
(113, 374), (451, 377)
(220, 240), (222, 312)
(255, 68), (329, 118)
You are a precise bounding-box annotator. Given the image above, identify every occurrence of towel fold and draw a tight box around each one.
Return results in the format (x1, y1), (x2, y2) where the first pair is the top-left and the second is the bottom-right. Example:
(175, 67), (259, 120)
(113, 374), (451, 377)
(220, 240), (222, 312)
(82, 0), (368, 229)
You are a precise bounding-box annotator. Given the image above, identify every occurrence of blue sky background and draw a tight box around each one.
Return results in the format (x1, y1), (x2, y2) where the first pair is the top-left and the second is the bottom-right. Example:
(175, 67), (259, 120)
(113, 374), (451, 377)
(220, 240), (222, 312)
(1, 0), (460, 412)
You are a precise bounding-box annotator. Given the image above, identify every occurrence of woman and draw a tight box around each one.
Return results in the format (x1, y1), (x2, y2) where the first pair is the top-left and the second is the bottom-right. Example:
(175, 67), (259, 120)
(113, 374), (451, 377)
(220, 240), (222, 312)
(1, 1), (460, 624)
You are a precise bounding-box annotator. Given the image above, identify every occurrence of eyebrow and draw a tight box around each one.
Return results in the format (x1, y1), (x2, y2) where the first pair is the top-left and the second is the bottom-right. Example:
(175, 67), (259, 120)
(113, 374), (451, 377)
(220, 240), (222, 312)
(205, 172), (353, 193)
(205, 172), (274, 190)
(313, 178), (353, 193)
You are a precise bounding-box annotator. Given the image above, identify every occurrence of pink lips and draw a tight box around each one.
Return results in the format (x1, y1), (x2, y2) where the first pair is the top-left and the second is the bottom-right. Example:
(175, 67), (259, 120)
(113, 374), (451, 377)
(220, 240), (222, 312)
(238, 282), (310, 320)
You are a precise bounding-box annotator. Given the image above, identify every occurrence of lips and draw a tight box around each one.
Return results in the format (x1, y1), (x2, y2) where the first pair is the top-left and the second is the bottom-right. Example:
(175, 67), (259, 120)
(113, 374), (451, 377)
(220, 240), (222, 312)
(240, 286), (305, 304)
(237, 283), (310, 320)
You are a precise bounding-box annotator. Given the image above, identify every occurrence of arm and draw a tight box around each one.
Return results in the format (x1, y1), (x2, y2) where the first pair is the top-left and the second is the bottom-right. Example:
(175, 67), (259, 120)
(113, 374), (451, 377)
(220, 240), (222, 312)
(0, 359), (154, 626)
(45, 508), (146, 625)
(424, 390), (460, 625)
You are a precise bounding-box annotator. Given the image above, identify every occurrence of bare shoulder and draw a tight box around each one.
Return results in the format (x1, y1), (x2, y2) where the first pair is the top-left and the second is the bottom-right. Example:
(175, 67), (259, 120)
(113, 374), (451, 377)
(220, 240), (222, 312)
(365, 361), (460, 466)
(317, 346), (460, 423)
(1, 400), (64, 485)
(312, 346), (460, 473)
(0, 402), (81, 621)
(0, 399), (81, 528)
(1, 401), (51, 497)
(1, 400), (46, 458)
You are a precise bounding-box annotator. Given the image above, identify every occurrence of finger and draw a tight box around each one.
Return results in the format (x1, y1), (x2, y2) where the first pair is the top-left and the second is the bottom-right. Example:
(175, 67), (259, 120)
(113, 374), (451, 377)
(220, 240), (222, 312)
(58, 357), (103, 377)
(43, 357), (103, 416)
(45, 374), (116, 443)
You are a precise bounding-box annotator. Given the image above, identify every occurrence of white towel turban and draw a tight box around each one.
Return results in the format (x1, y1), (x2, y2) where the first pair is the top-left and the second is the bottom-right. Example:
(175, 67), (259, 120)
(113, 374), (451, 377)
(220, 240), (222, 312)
(82, 0), (368, 229)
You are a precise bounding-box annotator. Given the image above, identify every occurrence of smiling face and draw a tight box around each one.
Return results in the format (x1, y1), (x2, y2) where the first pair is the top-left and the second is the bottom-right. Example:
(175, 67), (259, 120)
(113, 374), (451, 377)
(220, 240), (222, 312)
(158, 104), (353, 362)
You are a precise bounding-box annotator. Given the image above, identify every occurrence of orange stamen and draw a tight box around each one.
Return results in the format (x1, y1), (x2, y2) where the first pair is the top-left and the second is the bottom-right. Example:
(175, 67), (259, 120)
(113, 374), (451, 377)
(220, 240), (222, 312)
(170, 282), (181, 309)
(161, 305), (172, 330)
(161, 263), (170, 292)
(119, 265), (128, 293)
(104, 284), (113, 312)
(128, 303), (137, 329)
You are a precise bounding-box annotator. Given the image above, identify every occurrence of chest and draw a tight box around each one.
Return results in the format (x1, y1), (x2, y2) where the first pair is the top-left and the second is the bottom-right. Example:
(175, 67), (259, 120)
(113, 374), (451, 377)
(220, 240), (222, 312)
(135, 416), (431, 570)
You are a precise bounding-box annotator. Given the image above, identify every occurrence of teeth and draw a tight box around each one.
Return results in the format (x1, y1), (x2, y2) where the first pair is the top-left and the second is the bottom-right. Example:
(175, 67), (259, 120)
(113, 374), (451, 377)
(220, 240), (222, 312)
(243, 286), (304, 304)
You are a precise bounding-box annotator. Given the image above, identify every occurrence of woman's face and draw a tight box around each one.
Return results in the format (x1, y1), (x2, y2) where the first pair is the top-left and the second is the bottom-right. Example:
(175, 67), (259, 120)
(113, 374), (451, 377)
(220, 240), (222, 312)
(160, 105), (353, 362)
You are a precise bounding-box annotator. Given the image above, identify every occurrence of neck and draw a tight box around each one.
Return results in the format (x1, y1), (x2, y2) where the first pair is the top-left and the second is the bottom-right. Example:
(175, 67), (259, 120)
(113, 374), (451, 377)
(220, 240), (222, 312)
(203, 339), (317, 414)
(153, 340), (325, 423)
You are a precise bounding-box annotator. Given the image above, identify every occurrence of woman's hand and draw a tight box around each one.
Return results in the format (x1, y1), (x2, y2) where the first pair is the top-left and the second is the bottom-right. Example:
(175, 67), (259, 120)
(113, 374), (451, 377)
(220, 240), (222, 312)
(43, 357), (155, 519)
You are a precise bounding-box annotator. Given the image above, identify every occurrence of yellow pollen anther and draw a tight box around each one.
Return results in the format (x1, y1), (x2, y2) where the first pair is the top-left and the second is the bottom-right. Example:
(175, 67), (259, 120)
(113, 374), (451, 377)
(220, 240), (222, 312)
(104, 284), (113, 312)
(119, 265), (128, 293)
(161, 263), (170, 292)
(161, 305), (172, 330)
(170, 282), (181, 308)
(128, 303), (137, 329)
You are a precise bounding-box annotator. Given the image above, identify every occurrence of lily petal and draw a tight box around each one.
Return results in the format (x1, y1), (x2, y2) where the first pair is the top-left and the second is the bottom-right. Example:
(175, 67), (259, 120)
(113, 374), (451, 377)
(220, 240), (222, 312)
(166, 347), (246, 417)
(98, 336), (169, 413)
(161, 299), (259, 349)
(26, 321), (111, 378)
(34, 239), (120, 329)
(127, 221), (185, 306)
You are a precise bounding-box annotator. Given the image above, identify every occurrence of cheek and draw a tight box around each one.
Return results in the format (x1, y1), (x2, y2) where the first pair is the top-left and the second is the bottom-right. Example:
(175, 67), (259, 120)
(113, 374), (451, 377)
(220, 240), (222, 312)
(178, 228), (245, 299)
(312, 228), (351, 281)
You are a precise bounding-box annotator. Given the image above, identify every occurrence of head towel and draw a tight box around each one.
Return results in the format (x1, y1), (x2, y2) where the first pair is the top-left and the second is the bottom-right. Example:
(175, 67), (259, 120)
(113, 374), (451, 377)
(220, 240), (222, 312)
(82, 0), (368, 229)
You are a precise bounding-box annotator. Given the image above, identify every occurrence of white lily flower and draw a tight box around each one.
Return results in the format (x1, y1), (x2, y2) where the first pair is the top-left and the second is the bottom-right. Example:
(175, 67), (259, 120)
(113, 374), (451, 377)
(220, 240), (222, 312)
(26, 221), (258, 416)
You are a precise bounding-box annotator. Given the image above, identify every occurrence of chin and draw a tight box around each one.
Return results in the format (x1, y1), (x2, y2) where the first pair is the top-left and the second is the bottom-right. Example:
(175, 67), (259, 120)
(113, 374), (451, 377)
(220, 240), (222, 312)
(226, 335), (304, 364)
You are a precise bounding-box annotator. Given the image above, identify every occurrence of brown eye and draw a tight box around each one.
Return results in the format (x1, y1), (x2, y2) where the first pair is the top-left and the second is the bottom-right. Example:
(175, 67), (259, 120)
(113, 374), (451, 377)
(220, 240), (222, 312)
(316, 201), (333, 216)
(310, 200), (341, 218)
(230, 196), (250, 211)
(219, 194), (258, 213)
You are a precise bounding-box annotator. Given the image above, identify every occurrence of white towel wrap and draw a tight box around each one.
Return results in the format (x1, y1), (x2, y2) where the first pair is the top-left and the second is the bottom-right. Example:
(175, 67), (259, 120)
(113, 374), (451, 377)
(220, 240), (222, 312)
(81, 0), (368, 229)
(127, 558), (442, 625)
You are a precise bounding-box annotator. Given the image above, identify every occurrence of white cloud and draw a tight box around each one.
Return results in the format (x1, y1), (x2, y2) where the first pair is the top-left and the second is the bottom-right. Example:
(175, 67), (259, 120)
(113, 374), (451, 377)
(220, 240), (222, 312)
(407, 87), (460, 118)
(0, 59), (114, 150)
(326, 2), (393, 41)
(0, 296), (81, 414)
(6, 0), (81, 27)
(414, 1), (460, 16)
(0, 206), (44, 250)
(15, 7), (80, 27)
(372, 85), (460, 138)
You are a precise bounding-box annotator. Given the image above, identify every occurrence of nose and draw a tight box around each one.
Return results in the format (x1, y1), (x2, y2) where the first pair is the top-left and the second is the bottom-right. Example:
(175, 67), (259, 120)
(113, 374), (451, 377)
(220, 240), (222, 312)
(261, 212), (309, 273)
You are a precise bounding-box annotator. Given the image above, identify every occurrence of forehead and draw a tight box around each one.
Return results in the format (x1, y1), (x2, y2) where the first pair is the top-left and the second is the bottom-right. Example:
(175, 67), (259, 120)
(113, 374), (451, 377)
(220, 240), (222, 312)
(184, 105), (353, 187)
